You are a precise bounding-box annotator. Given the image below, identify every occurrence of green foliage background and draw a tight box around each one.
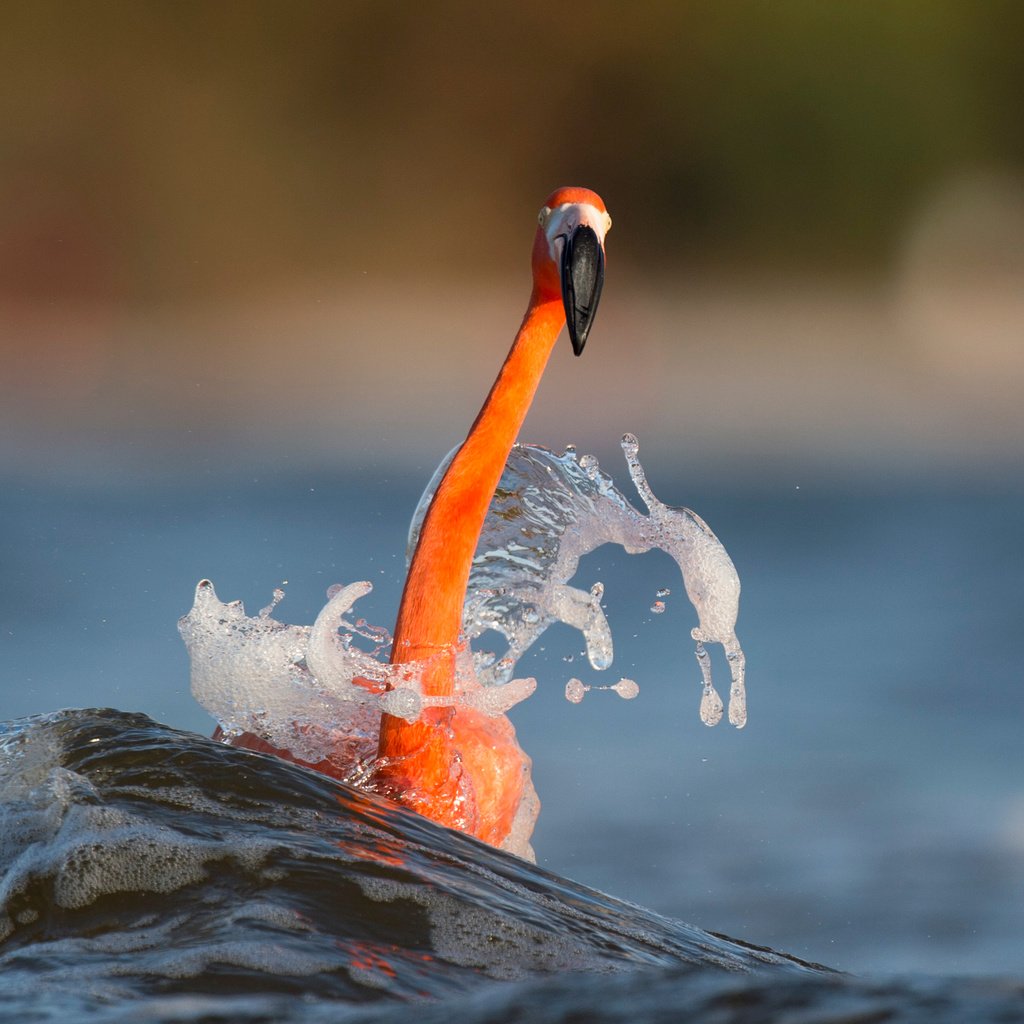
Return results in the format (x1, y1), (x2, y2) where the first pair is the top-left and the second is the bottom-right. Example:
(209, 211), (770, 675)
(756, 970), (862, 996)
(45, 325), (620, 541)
(3, 1), (1021, 301)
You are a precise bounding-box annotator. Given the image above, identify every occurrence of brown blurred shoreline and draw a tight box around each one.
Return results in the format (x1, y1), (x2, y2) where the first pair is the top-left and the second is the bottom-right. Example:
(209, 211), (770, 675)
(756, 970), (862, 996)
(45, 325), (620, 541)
(3, 268), (1021, 482)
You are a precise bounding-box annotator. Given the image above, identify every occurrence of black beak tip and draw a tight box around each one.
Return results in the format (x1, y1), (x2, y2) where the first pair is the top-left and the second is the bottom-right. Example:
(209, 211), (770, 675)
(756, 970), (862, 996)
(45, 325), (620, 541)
(561, 224), (605, 358)
(568, 324), (587, 357)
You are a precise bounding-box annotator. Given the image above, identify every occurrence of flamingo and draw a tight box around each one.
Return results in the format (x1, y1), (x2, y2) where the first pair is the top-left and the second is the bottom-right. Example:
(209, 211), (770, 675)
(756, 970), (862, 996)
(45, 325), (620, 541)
(218, 187), (611, 852)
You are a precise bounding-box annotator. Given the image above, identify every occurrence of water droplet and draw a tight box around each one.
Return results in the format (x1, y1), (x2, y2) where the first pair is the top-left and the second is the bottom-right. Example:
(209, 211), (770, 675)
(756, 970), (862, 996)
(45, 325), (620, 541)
(258, 587), (287, 618)
(578, 453), (599, 479)
(466, 677), (536, 715)
(700, 685), (724, 727)
(612, 678), (639, 700)
(564, 443), (577, 457)
(656, 587), (671, 598)
(650, 600), (666, 614)
(565, 678), (587, 704)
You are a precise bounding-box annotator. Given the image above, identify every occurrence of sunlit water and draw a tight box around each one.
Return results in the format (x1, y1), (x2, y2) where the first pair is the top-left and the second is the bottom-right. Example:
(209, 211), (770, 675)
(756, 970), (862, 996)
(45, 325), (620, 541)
(2, 451), (1023, 1020)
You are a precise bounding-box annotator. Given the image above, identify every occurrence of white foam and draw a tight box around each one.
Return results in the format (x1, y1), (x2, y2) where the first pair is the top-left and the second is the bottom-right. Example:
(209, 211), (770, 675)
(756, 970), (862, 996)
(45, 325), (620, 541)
(0, 728), (300, 951)
(180, 580), (538, 774)
(180, 581), (539, 858)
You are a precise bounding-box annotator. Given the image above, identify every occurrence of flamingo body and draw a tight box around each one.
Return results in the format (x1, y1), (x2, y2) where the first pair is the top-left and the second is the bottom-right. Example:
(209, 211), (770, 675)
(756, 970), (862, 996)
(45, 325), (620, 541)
(374, 188), (610, 845)
(224, 188), (610, 852)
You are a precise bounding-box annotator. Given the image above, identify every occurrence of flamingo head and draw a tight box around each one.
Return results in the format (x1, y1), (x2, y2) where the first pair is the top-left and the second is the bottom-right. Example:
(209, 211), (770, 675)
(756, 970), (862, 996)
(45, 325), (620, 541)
(533, 187), (611, 356)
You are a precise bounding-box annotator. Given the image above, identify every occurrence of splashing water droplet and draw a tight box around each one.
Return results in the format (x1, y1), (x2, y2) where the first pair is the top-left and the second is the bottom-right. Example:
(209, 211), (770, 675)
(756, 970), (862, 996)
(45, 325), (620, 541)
(656, 587), (671, 598)
(726, 644), (748, 729)
(565, 678), (587, 704)
(612, 678), (639, 700)
(700, 685), (724, 727)
(379, 686), (423, 722)
(650, 600), (665, 614)
(465, 677), (537, 716)
(578, 453), (600, 480)
(450, 436), (747, 726)
(258, 588), (287, 619)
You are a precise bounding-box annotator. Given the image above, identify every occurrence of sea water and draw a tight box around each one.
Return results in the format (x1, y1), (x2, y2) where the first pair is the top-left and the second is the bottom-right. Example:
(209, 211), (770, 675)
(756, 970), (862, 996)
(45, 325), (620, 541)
(2, 458), (1022, 986)
(2, 710), (1022, 1023)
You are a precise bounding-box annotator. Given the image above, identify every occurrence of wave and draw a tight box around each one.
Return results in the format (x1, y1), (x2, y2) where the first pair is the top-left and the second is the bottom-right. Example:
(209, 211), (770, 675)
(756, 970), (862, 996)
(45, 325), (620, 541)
(1, 710), (1019, 1023)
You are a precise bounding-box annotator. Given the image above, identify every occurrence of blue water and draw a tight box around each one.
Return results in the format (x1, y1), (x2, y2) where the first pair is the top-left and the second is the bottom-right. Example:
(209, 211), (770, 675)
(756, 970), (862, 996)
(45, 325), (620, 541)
(9, 708), (1024, 1023)
(2, 461), (1023, 997)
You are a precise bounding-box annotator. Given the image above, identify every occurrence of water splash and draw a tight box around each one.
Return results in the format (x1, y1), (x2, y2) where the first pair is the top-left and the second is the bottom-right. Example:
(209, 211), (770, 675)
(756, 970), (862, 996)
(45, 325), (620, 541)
(182, 433), (746, 853)
(186, 433), (746, 745)
(179, 581), (538, 768)
(564, 678), (639, 704)
(411, 434), (746, 727)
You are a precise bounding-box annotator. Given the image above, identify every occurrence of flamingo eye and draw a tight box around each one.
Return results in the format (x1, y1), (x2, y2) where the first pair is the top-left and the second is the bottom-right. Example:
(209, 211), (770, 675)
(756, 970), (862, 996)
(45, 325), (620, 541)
(538, 205), (552, 226)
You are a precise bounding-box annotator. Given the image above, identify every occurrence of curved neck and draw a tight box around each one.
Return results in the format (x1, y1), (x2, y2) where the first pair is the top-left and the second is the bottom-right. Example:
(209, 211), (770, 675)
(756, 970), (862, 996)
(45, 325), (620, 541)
(389, 292), (565, 686)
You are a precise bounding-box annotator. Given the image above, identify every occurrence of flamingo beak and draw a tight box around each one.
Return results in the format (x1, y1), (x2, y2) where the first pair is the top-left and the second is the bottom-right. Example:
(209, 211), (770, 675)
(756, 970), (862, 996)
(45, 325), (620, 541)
(561, 224), (605, 356)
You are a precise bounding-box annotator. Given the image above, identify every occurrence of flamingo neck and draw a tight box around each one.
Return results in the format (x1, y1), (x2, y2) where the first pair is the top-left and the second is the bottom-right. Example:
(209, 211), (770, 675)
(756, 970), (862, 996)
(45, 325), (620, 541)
(389, 292), (565, 687)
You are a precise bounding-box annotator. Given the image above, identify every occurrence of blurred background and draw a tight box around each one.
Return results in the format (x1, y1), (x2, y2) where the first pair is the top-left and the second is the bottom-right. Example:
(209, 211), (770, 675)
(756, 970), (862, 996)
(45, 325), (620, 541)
(2, 0), (1022, 977)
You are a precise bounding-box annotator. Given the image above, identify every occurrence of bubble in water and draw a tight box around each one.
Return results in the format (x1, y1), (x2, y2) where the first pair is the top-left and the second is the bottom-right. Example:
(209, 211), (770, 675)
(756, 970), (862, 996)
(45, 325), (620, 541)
(565, 679), (587, 704)
(650, 601), (665, 614)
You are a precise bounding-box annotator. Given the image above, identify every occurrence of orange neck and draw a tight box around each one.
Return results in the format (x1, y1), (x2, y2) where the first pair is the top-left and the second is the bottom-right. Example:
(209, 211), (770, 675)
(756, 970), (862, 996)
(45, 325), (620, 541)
(376, 293), (564, 758)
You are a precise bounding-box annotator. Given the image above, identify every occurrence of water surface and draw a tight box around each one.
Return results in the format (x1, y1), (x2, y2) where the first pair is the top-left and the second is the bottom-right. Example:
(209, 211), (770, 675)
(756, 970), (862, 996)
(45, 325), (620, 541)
(2, 464), (1022, 981)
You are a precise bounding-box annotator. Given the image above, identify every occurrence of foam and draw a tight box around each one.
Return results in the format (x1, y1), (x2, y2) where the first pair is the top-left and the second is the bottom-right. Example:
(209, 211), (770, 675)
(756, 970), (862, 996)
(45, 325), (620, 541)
(0, 718), (292, 932)
(180, 581), (538, 774)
